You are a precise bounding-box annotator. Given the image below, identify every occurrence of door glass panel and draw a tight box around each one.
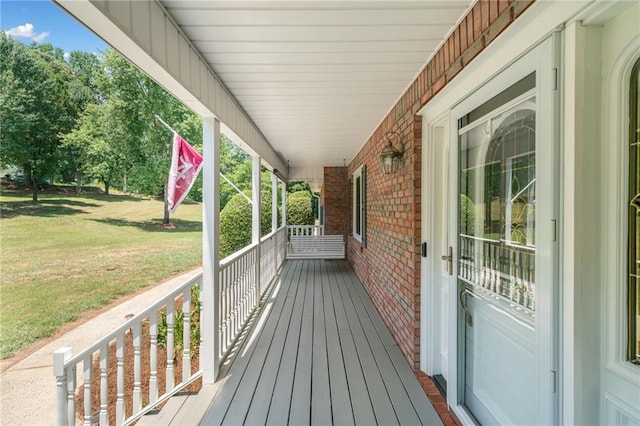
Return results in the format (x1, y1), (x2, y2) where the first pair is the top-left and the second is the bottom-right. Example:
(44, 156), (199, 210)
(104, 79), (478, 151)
(459, 93), (537, 424)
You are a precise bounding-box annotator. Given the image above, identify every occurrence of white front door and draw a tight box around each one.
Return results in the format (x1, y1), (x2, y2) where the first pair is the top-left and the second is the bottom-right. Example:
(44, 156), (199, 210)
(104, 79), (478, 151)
(449, 35), (559, 425)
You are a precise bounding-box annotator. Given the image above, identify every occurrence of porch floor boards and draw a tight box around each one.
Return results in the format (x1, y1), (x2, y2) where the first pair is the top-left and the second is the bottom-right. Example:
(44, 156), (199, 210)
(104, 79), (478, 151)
(158, 259), (440, 425)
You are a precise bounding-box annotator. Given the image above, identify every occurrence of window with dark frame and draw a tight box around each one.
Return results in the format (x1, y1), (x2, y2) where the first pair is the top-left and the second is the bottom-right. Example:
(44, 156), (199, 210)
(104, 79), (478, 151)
(628, 57), (640, 365)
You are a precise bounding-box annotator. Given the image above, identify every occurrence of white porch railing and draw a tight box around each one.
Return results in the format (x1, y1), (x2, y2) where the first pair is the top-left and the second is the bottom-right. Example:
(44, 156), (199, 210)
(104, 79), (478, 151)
(218, 226), (286, 359)
(286, 225), (345, 259)
(54, 274), (202, 426)
(287, 224), (324, 236)
(54, 226), (287, 426)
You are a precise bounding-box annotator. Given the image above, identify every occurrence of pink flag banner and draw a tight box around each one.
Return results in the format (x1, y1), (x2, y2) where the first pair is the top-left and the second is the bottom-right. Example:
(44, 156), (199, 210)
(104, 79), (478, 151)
(167, 133), (203, 213)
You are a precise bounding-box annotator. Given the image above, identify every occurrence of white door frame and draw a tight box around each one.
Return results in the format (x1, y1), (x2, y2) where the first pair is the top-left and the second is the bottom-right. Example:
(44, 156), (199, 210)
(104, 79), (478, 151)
(421, 112), (451, 376)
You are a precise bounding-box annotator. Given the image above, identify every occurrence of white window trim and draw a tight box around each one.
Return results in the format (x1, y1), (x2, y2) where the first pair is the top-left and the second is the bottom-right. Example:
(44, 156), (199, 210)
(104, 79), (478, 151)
(352, 165), (365, 244)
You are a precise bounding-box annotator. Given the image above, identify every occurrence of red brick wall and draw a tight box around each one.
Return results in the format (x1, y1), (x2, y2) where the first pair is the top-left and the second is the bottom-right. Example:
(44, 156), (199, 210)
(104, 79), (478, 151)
(323, 167), (348, 236)
(339, 0), (535, 369)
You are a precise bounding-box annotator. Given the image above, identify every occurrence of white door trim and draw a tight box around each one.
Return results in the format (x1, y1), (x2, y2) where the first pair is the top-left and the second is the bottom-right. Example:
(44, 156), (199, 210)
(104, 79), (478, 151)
(421, 112), (451, 376)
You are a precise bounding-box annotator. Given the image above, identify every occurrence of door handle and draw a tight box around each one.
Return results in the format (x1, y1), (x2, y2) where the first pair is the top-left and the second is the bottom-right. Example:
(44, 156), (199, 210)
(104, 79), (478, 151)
(441, 246), (453, 276)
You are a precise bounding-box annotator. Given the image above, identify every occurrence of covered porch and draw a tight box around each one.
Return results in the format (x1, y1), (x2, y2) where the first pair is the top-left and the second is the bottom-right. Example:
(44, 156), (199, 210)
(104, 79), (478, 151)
(141, 259), (442, 425)
(47, 1), (556, 425)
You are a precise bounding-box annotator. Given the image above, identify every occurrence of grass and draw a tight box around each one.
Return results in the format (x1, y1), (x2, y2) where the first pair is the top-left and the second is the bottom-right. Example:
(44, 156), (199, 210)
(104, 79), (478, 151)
(0, 187), (202, 359)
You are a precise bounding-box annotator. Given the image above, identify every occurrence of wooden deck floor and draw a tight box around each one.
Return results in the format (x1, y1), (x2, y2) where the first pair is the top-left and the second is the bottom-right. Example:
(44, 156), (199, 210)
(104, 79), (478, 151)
(148, 260), (442, 425)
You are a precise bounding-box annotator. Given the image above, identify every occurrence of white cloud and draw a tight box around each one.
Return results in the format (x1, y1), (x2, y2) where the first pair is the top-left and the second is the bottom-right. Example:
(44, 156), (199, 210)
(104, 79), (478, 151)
(5, 23), (36, 38)
(63, 52), (70, 61)
(32, 31), (50, 43)
(5, 23), (49, 43)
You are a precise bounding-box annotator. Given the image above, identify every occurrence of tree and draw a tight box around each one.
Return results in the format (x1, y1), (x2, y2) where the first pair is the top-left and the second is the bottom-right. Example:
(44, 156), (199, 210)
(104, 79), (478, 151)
(287, 181), (312, 194)
(62, 103), (124, 195)
(0, 33), (76, 201)
(59, 51), (103, 193)
(98, 49), (203, 224)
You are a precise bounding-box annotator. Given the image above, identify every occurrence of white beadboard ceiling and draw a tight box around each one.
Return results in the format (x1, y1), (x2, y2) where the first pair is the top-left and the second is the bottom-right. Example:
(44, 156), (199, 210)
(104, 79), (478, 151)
(160, 1), (472, 173)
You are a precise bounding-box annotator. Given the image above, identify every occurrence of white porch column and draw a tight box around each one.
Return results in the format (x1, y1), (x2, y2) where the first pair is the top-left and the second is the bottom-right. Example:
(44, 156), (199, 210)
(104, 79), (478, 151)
(252, 156), (262, 297)
(202, 117), (220, 384)
(281, 182), (287, 228)
(271, 173), (278, 232)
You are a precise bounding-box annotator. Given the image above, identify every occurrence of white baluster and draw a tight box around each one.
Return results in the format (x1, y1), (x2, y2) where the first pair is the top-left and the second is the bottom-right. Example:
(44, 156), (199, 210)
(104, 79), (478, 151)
(166, 300), (175, 392)
(182, 289), (191, 382)
(99, 344), (108, 425)
(221, 269), (227, 356)
(149, 313), (158, 404)
(83, 355), (92, 426)
(231, 262), (237, 344)
(67, 364), (76, 426)
(133, 322), (142, 413)
(115, 334), (124, 425)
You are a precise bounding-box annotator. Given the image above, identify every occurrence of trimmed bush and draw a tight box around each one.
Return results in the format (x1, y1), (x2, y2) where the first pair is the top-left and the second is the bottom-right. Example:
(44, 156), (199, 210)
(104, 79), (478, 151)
(219, 191), (273, 258)
(286, 191), (314, 225)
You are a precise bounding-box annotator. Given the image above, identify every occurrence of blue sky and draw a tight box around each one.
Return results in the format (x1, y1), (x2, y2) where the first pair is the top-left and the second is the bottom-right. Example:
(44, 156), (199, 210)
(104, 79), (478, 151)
(1, 0), (107, 57)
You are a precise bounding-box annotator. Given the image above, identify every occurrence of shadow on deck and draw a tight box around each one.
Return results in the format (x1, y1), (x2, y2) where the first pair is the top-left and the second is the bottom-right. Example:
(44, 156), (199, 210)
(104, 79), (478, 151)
(139, 259), (442, 425)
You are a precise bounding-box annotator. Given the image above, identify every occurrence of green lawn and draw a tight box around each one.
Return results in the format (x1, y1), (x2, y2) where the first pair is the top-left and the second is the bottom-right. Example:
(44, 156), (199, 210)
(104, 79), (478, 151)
(0, 188), (202, 359)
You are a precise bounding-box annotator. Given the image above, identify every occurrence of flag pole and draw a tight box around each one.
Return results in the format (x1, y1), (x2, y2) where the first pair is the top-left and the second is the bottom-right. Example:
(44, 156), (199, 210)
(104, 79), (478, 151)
(154, 114), (178, 135)
(220, 173), (253, 204)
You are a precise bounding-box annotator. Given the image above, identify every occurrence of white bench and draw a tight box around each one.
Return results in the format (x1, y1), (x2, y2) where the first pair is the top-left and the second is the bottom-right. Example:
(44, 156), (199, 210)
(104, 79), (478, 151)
(287, 234), (345, 259)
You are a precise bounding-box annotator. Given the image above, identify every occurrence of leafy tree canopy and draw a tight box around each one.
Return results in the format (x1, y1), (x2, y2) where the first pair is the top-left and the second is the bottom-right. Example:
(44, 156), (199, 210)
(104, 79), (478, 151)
(0, 33), (77, 200)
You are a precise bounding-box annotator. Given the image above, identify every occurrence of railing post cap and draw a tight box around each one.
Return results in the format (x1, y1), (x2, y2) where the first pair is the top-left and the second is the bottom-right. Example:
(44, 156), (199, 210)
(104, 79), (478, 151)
(53, 347), (72, 376)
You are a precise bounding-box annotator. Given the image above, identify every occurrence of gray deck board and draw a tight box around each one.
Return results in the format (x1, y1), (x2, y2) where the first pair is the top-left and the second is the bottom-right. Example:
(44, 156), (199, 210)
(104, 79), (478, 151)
(264, 260), (307, 425)
(334, 262), (398, 426)
(311, 261), (332, 426)
(243, 263), (299, 425)
(289, 260), (314, 425)
(341, 263), (422, 425)
(322, 261), (354, 426)
(195, 259), (442, 426)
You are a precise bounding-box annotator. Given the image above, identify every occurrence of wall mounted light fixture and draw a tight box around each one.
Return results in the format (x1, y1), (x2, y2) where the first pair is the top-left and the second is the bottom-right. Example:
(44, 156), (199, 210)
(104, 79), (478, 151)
(380, 131), (404, 174)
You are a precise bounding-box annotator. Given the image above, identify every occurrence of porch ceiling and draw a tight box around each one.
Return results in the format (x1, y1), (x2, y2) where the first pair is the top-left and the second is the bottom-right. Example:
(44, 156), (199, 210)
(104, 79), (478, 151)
(160, 0), (472, 170)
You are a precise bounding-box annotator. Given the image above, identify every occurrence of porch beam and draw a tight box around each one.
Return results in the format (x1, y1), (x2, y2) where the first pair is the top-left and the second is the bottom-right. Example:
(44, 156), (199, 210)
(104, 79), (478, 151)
(202, 117), (221, 384)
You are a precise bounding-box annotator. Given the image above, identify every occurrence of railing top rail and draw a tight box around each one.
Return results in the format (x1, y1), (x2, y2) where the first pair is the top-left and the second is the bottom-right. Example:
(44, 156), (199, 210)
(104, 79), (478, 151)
(221, 228), (284, 267)
(459, 233), (536, 252)
(260, 232), (276, 244)
(220, 242), (258, 267)
(64, 269), (202, 367)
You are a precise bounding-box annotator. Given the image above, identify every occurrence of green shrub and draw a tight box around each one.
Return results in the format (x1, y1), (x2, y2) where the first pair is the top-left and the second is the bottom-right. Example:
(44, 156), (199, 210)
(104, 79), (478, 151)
(460, 193), (476, 235)
(219, 191), (273, 258)
(286, 191), (314, 225)
(158, 286), (201, 359)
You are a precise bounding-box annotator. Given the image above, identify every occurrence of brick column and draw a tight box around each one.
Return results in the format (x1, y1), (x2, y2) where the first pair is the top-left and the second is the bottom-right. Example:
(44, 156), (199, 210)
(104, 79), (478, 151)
(323, 167), (349, 236)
